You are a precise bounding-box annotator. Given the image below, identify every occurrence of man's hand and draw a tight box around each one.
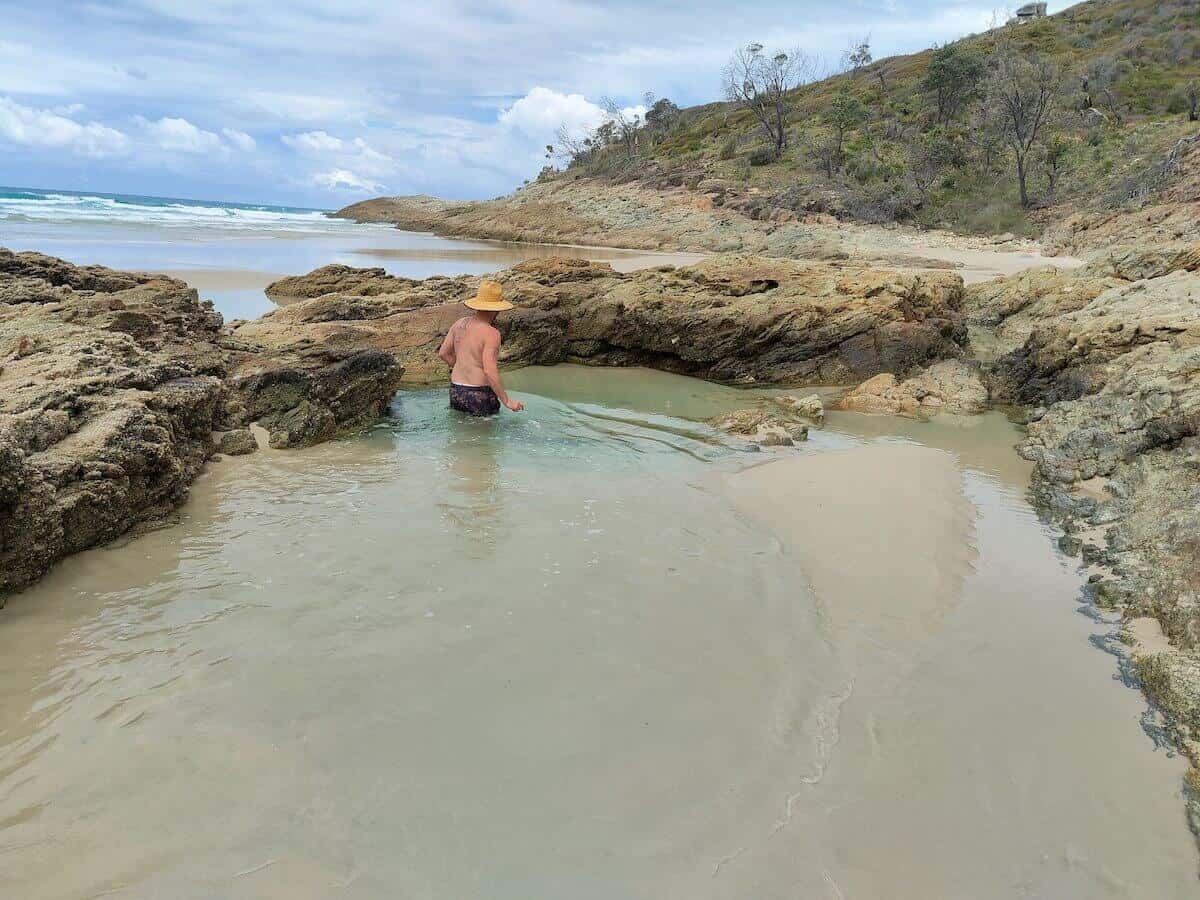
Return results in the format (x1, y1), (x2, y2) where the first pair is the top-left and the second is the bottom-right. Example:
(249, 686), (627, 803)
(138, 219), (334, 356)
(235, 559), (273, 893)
(504, 397), (524, 412)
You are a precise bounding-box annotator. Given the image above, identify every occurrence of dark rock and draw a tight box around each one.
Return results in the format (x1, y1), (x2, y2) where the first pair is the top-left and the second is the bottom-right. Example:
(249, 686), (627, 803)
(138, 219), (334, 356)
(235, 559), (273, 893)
(217, 429), (258, 456)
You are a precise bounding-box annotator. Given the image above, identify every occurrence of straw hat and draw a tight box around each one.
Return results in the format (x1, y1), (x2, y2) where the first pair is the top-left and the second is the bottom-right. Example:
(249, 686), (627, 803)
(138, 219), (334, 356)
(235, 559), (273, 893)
(464, 280), (514, 311)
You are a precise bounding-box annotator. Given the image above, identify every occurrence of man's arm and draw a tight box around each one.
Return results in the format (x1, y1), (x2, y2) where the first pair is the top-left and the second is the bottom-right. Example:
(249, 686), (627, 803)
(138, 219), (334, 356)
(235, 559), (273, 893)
(482, 330), (523, 412)
(437, 319), (460, 368)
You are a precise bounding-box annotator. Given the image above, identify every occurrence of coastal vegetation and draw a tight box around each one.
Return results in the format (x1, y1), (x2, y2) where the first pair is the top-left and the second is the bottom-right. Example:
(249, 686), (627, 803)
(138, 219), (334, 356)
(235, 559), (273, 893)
(546, 0), (1200, 236)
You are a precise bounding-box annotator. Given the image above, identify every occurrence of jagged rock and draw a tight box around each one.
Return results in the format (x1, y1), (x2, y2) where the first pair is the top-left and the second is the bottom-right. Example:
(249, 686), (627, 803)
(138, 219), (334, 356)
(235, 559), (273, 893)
(225, 351), (404, 449)
(255, 255), (967, 386)
(835, 360), (988, 417)
(0, 248), (228, 595)
(265, 265), (422, 301)
(964, 265), (1122, 361)
(216, 428), (258, 455)
(773, 393), (825, 423)
(709, 409), (808, 446)
(1083, 243), (1200, 282)
(0, 248), (407, 595)
(970, 255), (1200, 748)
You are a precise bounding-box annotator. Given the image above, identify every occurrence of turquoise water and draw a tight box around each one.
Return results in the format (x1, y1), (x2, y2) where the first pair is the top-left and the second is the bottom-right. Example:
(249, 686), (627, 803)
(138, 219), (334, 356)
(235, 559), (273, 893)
(0, 186), (330, 226)
(0, 366), (1195, 898)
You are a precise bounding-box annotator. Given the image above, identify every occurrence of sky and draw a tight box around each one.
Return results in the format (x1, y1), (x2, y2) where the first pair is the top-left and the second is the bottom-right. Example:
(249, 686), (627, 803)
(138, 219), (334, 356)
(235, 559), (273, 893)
(0, 0), (1075, 208)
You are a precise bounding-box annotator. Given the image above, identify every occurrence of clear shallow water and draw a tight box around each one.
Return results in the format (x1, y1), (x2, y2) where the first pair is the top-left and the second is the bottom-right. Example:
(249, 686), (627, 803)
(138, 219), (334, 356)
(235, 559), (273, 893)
(0, 186), (683, 320)
(0, 367), (1196, 898)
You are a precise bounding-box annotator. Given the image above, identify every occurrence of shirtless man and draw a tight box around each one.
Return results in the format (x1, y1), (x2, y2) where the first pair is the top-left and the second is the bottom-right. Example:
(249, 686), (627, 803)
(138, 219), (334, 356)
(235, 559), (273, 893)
(437, 279), (523, 416)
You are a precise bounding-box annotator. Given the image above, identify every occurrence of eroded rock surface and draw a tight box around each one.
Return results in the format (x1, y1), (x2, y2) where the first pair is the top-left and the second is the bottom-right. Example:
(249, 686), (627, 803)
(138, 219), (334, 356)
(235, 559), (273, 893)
(0, 249), (404, 595)
(250, 255), (968, 387)
(0, 250), (226, 595)
(967, 246), (1200, 753)
(835, 360), (989, 418)
(709, 409), (809, 447)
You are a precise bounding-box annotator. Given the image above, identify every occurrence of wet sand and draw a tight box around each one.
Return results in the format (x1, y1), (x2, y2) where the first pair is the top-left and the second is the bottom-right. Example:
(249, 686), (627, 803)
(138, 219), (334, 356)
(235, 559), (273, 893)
(0, 367), (1195, 897)
(719, 439), (1196, 898)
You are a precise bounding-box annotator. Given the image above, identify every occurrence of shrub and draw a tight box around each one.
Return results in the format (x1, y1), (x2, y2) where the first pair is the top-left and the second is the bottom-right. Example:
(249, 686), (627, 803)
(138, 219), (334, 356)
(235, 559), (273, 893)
(719, 136), (738, 160)
(747, 148), (776, 166)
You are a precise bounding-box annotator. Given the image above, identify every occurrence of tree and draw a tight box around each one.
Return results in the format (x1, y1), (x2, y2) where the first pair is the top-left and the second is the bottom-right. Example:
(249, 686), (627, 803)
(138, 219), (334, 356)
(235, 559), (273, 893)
(967, 99), (1005, 171)
(988, 47), (1062, 208)
(828, 92), (868, 168)
(1082, 59), (1124, 126)
(922, 44), (986, 124)
(600, 97), (642, 159)
(843, 36), (872, 75)
(644, 96), (681, 135)
(722, 43), (815, 159)
(1040, 135), (1070, 205)
(547, 123), (592, 166)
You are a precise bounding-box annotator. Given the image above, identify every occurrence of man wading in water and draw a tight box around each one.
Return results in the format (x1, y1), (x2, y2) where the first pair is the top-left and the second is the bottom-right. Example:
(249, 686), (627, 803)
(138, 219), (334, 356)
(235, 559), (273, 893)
(437, 280), (524, 416)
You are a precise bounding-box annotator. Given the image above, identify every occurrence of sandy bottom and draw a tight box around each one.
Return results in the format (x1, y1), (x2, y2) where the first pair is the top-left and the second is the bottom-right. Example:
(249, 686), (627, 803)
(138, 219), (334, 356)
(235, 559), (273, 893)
(160, 268), (288, 292)
(0, 366), (1194, 898)
(854, 243), (1085, 284)
(718, 439), (1196, 898)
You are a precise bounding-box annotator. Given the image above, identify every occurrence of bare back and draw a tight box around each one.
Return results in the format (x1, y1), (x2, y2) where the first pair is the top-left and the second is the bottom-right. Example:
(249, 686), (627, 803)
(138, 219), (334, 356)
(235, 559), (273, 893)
(448, 316), (498, 386)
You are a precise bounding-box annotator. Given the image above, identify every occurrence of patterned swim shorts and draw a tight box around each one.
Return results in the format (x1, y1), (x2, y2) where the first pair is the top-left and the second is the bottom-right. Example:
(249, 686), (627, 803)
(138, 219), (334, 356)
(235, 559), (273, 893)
(449, 382), (500, 417)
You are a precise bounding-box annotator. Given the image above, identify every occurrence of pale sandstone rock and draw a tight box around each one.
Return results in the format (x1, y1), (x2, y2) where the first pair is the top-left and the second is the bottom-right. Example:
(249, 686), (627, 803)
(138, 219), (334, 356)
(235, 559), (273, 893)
(773, 393), (825, 423)
(0, 248), (404, 595)
(835, 360), (988, 417)
(253, 255), (967, 387)
(709, 409), (808, 446)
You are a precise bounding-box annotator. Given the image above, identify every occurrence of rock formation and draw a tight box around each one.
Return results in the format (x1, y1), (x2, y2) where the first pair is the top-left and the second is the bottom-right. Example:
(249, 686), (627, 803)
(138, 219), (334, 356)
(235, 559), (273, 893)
(709, 409), (809, 447)
(965, 244), (1200, 752)
(249, 255), (968, 387)
(835, 360), (989, 417)
(0, 249), (404, 596)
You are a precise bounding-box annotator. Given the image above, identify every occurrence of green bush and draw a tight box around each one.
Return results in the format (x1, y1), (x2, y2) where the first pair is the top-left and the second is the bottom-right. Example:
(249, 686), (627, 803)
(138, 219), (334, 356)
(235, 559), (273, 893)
(747, 148), (776, 166)
(719, 136), (738, 160)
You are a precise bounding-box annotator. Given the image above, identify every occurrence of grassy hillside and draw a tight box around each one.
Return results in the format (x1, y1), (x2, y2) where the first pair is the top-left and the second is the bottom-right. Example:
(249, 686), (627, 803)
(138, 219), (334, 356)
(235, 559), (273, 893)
(555, 0), (1200, 237)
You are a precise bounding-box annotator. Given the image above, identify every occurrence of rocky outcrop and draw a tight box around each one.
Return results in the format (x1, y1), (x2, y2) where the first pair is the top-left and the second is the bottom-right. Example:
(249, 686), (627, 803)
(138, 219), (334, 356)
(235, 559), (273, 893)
(1042, 132), (1200, 257)
(253, 255), (968, 387)
(0, 249), (405, 596)
(709, 409), (809, 447)
(835, 360), (989, 417)
(222, 349), (404, 449)
(265, 265), (422, 302)
(0, 250), (226, 596)
(772, 393), (825, 423)
(968, 248), (1200, 760)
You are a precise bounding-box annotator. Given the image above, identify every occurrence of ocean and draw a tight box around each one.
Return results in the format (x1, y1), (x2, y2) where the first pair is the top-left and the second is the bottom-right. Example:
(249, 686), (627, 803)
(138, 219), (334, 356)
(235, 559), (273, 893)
(0, 186), (674, 319)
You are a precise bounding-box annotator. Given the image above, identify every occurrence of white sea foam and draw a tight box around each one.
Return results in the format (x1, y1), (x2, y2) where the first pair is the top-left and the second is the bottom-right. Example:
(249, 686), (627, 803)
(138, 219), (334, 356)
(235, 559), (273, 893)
(0, 187), (381, 235)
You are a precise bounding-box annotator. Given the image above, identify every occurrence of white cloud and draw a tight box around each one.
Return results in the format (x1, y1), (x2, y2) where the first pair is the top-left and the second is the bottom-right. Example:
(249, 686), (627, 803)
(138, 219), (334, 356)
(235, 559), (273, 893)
(222, 127), (256, 151)
(243, 90), (371, 125)
(347, 137), (393, 175)
(499, 86), (646, 143)
(141, 116), (224, 154)
(500, 87), (607, 139)
(0, 96), (129, 157)
(311, 168), (383, 193)
(282, 130), (345, 153)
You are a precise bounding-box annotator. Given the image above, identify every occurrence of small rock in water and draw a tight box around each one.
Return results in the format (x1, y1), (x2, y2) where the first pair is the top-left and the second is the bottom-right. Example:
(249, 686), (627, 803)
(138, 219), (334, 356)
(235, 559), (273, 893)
(217, 429), (259, 456)
(773, 393), (825, 424)
(709, 408), (805, 448)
